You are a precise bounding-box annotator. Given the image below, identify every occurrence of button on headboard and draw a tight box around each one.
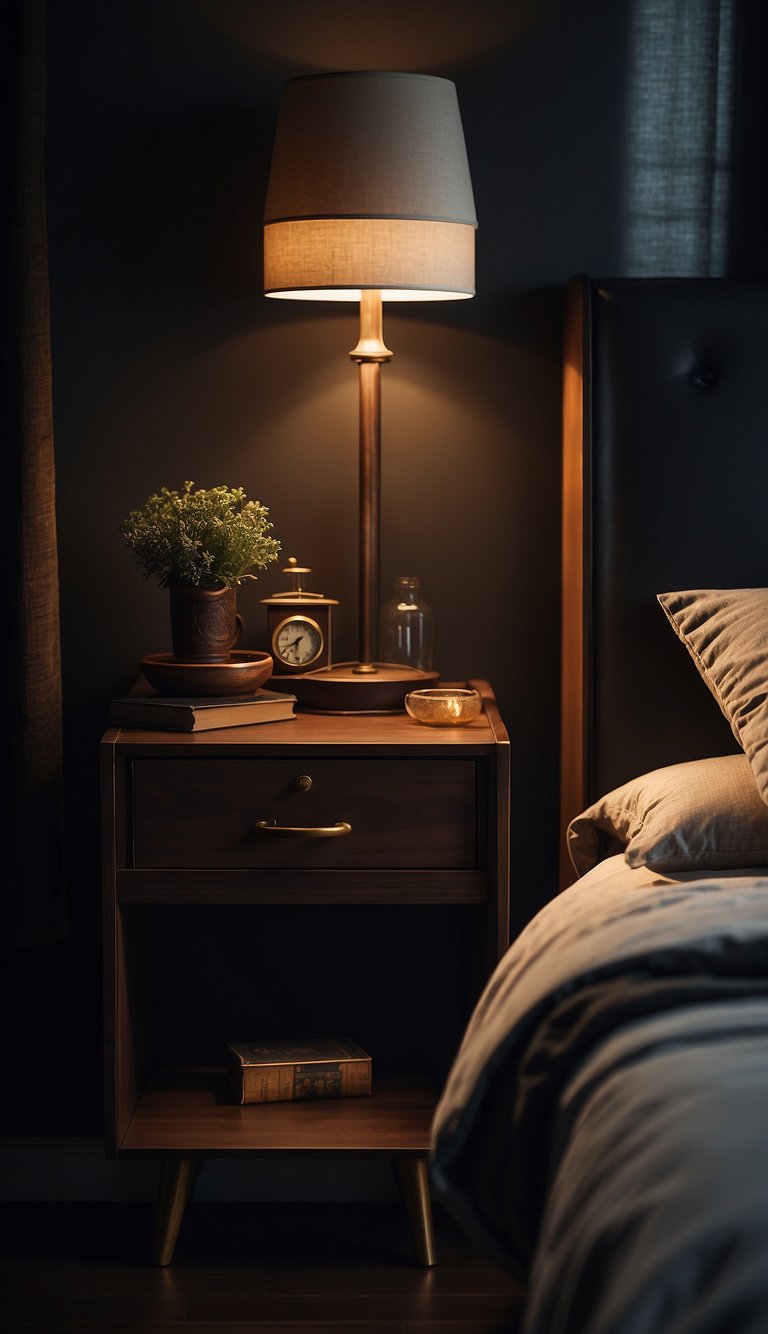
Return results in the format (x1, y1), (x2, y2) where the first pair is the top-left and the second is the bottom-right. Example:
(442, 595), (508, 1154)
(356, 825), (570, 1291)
(560, 274), (768, 884)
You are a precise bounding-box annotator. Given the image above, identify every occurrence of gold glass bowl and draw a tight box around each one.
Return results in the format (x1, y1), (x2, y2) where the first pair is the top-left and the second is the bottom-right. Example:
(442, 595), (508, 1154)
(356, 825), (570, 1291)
(404, 687), (482, 727)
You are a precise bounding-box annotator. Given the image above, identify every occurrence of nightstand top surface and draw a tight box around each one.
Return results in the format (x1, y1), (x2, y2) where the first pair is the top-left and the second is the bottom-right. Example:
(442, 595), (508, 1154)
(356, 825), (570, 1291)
(103, 680), (508, 753)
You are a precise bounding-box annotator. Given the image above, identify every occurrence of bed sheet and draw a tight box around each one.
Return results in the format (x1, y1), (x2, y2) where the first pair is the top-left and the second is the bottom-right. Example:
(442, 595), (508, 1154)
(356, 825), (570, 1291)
(430, 856), (768, 1332)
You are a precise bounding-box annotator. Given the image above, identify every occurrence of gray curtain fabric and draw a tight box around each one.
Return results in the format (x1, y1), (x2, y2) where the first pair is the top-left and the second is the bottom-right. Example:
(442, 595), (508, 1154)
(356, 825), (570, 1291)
(1, 0), (66, 945)
(622, 0), (734, 275)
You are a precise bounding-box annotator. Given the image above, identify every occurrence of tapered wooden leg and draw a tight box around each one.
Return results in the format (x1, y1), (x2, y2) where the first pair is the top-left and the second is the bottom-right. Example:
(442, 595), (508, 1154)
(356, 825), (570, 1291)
(152, 1157), (200, 1266)
(391, 1157), (437, 1266)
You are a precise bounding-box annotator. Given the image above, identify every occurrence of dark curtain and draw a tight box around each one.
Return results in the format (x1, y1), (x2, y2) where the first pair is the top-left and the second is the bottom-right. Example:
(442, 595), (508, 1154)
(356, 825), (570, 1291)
(622, 0), (734, 275)
(1, 0), (65, 946)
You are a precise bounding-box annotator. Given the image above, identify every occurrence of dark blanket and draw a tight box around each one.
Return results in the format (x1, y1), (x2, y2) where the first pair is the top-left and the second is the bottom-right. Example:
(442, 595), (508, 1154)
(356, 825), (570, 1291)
(430, 856), (768, 1333)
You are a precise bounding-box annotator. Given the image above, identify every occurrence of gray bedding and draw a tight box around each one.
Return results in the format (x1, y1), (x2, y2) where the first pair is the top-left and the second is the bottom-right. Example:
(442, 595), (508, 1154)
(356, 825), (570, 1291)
(430, 855), (768, 1333)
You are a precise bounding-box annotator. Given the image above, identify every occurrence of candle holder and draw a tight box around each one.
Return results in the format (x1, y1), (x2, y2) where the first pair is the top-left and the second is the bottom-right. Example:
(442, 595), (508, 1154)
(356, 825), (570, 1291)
(404, 687), (482, 727)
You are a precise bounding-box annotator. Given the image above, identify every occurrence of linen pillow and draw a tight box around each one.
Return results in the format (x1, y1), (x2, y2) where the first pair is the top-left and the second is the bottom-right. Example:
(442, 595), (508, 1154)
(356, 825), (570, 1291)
(657, 587), (768, 806)
(567, 754), (768, 876)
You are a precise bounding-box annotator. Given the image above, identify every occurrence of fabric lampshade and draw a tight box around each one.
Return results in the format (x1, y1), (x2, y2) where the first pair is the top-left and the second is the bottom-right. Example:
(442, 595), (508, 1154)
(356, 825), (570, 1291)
(263, 71), (477, 301)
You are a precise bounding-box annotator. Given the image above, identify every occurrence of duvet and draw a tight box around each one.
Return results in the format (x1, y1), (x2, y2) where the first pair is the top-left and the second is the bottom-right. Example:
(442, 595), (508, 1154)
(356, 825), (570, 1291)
(430, 855), (768, 1333)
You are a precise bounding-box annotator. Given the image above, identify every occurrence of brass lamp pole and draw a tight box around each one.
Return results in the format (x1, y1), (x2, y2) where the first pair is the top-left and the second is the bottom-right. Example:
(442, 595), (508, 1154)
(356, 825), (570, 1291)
(350, 289), (391, 675)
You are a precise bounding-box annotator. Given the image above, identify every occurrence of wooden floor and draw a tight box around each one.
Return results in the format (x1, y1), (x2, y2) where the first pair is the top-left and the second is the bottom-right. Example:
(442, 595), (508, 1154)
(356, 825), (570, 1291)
(0, 1201), (526, 1332)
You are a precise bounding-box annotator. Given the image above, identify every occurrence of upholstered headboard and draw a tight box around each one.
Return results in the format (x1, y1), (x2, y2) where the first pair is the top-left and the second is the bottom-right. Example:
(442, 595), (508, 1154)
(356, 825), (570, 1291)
(560, 274), (768, 883)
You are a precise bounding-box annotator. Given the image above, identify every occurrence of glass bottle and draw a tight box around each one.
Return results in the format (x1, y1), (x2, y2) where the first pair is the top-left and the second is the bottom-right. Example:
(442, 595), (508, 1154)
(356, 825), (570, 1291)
(380, 576), (434, 670)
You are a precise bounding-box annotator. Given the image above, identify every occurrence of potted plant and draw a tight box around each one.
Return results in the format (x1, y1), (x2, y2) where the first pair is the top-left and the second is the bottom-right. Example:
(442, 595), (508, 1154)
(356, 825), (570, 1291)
(121, 481), (280, 662)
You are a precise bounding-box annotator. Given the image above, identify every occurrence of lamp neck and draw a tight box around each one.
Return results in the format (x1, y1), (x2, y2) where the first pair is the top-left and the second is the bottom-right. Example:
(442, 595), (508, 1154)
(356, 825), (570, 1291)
(349, 290), (393, 364)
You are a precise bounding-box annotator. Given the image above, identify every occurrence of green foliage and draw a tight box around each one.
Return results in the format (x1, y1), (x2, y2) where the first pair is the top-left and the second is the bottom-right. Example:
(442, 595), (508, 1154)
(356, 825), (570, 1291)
(121, 481), (280, 589)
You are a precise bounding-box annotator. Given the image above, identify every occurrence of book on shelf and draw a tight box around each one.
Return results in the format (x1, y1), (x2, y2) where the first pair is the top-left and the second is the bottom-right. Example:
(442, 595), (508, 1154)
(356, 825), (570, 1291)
(107, 687), (297, 732)
(228, 1037), (372, 1105)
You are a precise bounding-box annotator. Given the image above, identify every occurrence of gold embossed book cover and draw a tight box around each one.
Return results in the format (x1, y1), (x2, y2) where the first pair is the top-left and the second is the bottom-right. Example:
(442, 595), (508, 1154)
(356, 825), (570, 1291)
(228, 1037), (372, 1104)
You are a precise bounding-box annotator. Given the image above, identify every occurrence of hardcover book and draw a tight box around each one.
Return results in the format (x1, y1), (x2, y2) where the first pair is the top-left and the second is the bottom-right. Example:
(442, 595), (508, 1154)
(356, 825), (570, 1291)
(107, 687), (297, 732)
(228, 1037), (372, 1105)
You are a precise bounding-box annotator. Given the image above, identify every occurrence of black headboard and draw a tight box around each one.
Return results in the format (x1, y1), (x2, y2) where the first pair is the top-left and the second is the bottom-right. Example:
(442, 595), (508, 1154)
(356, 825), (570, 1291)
(560, 274), (768, 883)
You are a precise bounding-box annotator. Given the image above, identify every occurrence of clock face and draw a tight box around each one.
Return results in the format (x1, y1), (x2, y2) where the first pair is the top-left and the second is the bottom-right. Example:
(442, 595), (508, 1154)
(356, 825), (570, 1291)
(273, 615), (324, 668)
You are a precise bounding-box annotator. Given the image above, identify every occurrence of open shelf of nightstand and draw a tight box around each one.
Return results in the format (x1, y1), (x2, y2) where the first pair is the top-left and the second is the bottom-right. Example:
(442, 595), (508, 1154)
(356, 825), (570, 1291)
(118, 1068), (436, 1157)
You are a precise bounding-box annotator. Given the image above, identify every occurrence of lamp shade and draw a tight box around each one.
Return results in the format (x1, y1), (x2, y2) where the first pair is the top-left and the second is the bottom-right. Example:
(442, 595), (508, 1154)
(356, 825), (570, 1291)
(264, 71), (477, 301)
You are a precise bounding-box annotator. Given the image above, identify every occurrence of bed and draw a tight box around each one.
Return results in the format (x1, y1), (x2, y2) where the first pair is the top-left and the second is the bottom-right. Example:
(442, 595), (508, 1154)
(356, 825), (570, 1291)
(430, 275), (768, 1332)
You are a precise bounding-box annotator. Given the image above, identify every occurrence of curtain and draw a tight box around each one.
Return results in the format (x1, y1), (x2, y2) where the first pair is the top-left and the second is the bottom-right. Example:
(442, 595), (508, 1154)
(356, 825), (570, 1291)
(1, 0), (66, 945)
(622, 0), (734, 275)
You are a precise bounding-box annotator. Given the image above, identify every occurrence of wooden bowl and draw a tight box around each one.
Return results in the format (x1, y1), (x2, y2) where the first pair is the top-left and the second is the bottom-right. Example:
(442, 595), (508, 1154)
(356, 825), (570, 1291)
(139, 650), (273, 697)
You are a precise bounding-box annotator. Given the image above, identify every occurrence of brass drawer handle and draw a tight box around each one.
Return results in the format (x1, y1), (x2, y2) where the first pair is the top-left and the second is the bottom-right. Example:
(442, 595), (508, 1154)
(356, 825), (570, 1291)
(253, 819), (352, 839)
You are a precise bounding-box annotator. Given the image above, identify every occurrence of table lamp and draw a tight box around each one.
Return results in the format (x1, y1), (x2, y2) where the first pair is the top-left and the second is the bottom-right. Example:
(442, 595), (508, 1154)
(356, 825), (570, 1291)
(264, 71), (477, 711)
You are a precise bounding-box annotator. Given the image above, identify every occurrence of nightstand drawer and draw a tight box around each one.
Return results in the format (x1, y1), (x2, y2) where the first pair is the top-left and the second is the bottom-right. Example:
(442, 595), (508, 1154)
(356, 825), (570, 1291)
(131, 758), (479, 869)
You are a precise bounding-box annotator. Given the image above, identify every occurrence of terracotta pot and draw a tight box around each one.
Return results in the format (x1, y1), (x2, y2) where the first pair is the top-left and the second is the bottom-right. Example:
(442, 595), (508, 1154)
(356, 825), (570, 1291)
(168, 583), (243, 662)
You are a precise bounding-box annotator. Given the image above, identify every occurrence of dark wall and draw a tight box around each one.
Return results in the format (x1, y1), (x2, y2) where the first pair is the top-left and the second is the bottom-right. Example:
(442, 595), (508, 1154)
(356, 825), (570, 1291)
(5, 0), (767, 1135)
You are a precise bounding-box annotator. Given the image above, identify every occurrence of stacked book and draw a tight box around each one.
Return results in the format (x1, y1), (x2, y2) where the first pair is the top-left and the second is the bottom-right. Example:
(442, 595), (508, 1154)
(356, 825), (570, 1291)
(107, 687), (296, 732)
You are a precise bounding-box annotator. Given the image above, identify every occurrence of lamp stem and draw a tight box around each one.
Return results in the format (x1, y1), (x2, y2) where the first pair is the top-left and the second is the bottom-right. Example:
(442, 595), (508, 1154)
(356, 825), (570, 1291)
(350, 290), (393, 673)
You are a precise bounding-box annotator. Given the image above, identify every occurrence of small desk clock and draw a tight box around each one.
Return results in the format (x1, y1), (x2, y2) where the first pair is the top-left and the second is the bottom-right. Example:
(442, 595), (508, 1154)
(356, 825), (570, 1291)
(261, 558), (339, 675)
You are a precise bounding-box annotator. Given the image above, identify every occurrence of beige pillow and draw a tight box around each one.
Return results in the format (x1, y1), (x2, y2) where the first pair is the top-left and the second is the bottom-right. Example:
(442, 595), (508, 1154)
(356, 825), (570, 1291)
(567, 754), (768, 875)
(658, 587), (768, 806)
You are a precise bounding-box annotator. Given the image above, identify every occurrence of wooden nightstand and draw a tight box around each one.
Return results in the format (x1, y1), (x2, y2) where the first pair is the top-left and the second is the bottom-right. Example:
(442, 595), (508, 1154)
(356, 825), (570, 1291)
(101, 680), (509, 1265)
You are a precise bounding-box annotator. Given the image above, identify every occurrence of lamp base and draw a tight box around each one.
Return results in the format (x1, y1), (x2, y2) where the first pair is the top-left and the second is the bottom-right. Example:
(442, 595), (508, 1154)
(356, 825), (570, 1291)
(284, 662), (440, 713)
